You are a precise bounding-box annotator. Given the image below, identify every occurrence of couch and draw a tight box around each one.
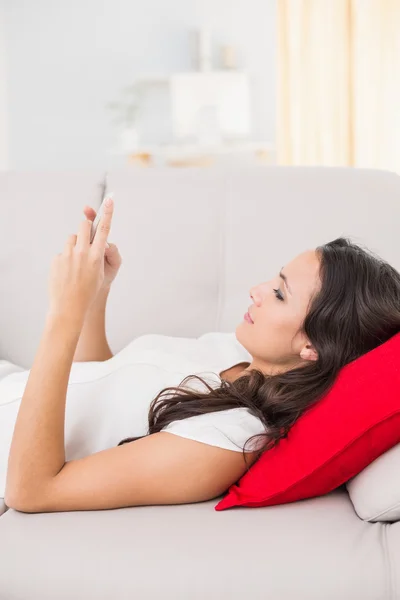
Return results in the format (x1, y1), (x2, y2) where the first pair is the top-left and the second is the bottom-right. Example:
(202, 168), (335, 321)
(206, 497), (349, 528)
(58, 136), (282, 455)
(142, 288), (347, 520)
(0, 166), (399, 599)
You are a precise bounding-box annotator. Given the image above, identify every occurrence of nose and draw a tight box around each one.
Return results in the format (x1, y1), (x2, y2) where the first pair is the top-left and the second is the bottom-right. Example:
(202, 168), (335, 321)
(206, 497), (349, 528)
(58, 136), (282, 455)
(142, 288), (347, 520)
(250, 282), (271, 305)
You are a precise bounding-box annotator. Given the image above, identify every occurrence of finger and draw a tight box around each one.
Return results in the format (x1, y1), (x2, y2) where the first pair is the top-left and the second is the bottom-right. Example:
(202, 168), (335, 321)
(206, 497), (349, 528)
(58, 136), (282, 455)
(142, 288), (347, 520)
(105, 242), (119, 256)
(75, 219), (92, 251)
(92, 196), (114, 253)
(83, 205), (97, 221)
(64, 234), (77, 254)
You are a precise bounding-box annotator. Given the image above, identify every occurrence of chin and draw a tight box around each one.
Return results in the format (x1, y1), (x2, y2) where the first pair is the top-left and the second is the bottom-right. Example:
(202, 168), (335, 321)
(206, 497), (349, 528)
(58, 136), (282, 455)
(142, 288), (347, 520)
(234, 322), (246, 341)
(234, 324), (253, 356)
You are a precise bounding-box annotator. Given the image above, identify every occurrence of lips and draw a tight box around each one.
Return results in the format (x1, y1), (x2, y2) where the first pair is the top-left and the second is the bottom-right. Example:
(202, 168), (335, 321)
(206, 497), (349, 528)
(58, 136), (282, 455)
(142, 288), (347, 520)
(247, 309), (254, 324)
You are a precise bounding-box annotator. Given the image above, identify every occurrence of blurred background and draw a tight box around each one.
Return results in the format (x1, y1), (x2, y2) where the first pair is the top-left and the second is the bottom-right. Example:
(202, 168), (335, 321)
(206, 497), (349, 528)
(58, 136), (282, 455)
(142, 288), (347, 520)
(0, 0), (398, 173)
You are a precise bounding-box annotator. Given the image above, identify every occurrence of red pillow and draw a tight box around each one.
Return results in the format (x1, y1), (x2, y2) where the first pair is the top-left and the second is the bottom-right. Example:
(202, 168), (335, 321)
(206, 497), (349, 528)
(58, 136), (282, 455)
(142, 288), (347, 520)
(215, 332), (400, 511)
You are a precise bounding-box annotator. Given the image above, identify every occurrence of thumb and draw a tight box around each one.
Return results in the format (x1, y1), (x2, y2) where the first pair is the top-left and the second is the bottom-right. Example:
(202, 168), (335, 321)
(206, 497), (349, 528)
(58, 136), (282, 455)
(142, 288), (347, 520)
(105, 243), (119, 260)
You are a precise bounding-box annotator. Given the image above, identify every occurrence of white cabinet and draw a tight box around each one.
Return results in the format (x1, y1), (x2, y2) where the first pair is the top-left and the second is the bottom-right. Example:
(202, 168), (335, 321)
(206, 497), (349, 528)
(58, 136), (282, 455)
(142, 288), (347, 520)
(169, 71), (251, 142)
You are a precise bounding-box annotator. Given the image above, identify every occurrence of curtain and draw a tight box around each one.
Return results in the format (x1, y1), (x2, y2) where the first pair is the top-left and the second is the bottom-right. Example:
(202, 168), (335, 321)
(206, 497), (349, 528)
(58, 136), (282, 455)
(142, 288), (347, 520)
(352, 0), (400, 173)
(277, 0), (400, 174)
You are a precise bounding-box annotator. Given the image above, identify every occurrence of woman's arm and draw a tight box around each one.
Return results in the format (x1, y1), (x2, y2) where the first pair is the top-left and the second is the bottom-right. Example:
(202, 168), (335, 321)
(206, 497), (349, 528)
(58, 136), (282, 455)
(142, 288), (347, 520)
(73, 286), (113, 362)
(6, 429), (259, 513)
(5, 312), (85, 505)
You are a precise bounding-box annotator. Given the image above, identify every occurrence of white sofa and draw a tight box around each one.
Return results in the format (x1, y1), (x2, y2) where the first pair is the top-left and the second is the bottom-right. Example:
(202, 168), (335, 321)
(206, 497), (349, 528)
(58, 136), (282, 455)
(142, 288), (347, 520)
(0, 166), (399, 599)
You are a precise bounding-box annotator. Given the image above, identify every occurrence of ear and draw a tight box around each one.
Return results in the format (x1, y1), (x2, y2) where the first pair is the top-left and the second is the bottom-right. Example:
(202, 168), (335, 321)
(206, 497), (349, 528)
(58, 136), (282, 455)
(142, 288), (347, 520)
(300, 344), (318, 362)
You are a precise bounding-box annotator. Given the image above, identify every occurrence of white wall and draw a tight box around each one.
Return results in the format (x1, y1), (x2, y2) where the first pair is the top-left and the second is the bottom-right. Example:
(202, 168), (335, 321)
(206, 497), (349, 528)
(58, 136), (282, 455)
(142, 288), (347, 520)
(0, 1), (9, 170)
(3, 0), (276, 170)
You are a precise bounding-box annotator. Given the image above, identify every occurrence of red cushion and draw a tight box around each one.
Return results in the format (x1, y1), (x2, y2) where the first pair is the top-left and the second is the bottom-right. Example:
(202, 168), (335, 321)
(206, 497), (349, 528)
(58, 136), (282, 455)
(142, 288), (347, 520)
(215, 332), (400, 511)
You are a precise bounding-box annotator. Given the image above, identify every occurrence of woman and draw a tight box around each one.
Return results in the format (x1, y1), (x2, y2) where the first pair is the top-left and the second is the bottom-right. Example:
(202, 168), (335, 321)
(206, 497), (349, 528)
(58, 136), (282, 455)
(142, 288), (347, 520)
(3, 198), (400, 514)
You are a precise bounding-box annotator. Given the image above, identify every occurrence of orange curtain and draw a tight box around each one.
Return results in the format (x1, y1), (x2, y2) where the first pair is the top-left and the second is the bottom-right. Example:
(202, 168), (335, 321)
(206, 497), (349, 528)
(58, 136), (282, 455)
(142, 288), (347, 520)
(277, 0), (400, 174)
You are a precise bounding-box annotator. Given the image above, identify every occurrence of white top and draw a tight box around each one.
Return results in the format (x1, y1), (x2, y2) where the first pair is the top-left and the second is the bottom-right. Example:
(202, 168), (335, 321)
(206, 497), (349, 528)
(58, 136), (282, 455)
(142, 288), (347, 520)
(0, 332), (268, 502)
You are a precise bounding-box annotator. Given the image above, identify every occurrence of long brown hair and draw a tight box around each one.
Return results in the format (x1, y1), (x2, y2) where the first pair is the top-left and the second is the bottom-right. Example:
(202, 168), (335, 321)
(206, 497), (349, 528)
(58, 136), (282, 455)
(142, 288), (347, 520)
(118, 238), (400, 470)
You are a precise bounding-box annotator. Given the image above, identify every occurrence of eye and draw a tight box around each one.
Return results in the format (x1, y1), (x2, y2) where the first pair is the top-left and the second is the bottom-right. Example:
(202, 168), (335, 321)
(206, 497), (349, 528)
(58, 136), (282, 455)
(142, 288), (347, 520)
(273, 288), (284, 301)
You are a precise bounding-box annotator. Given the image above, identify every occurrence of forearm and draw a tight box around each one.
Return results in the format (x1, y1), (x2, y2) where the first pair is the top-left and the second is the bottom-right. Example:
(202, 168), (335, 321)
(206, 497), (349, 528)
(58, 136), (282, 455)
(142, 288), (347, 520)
(5, 312), (83, 506)
(73, 287), (113, 362)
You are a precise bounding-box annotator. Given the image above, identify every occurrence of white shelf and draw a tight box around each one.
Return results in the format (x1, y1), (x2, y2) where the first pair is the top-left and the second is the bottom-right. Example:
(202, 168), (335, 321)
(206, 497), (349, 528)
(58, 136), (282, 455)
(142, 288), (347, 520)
(136, 70), (247, 85)
(110, 140), (273, 156)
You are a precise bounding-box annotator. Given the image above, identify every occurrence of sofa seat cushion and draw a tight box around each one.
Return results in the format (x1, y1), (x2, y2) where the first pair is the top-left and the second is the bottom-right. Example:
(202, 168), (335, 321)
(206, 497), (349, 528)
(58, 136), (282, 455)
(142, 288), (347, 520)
(0, 489), (389, 600)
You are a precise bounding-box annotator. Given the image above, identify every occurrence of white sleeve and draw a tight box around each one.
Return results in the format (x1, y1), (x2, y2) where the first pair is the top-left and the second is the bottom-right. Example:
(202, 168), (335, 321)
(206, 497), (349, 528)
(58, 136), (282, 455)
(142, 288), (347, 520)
(160, 407), (267, 453)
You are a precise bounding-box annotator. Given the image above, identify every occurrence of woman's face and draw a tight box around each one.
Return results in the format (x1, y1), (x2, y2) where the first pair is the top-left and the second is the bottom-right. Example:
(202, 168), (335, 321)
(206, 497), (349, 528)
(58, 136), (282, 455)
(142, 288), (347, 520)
(236, 249), (322, 375)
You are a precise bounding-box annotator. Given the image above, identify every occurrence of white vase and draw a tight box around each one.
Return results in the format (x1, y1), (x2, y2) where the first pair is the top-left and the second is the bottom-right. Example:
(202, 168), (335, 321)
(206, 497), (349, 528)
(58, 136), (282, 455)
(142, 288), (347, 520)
(197, 28), (212, 72)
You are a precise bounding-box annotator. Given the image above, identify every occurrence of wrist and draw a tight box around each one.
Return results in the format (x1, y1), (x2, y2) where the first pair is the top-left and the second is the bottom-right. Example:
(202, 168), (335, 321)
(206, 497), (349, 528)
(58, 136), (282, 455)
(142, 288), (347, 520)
(98, 284), (111, 299)
(45, 308), (85, 336)
(89, 286), (111, 311)
(100, 284), (111, 296)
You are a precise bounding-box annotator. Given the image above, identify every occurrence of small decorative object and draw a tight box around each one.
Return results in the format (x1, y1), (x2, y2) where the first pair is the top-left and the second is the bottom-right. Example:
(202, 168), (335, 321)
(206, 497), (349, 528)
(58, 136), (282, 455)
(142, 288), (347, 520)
(197, 27), (212, 72)
(106, 83), (143, 153)
(221, 45), (237, 70)
(128, 152), (152, 167)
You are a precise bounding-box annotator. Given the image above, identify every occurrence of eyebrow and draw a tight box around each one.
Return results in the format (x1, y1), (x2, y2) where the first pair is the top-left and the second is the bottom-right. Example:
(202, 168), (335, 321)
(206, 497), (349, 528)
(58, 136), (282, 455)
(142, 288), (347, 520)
(279, 268), (292, 295)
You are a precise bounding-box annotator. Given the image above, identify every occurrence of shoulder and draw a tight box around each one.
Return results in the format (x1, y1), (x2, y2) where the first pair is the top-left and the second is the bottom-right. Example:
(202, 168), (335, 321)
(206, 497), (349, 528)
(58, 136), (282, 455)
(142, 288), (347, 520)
(161, 407), (267, 453)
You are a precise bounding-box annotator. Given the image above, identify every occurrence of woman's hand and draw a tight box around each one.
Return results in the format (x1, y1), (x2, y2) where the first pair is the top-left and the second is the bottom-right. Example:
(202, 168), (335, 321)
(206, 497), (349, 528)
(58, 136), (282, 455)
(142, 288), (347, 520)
(47, 197), (115, 321)
(83, 204), (122, 290)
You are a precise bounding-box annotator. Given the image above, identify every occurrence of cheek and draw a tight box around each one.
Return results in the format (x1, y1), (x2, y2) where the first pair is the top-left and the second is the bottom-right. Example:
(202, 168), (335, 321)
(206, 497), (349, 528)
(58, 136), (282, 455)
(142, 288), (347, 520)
(267, 303), (303, 340)
(266, 299), (292, 327)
